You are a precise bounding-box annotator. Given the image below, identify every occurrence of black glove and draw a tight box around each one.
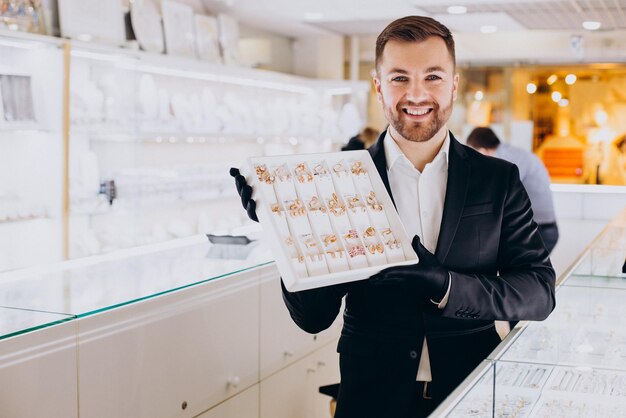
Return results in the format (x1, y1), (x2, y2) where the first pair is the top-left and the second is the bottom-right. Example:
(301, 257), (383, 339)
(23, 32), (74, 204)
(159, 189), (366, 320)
(229, 167), (258, 222)
(371, 236), (449, 303)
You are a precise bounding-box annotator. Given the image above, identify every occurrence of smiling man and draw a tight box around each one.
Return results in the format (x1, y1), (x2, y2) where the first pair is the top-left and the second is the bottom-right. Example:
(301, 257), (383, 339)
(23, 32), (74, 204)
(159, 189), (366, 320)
(231, 15), (556, 418)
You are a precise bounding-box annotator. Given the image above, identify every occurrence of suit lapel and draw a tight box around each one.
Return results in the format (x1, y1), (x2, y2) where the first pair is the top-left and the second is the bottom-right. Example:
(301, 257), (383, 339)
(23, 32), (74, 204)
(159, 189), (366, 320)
(435, 134), (470, 263)
(368, 131), (396, 209)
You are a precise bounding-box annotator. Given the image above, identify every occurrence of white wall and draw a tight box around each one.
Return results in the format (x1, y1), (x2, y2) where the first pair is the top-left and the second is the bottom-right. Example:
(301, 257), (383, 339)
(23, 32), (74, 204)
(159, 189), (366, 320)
(293, 35), (344, 80)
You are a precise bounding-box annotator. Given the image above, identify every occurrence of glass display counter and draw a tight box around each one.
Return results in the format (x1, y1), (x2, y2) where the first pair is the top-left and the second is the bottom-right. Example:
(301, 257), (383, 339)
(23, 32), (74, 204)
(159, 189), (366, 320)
(432, 208), (626, 417)
(0, 234), (272, 339)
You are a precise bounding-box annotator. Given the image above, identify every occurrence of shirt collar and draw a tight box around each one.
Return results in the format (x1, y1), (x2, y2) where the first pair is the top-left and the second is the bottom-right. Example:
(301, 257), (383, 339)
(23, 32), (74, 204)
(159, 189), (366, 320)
(384, 128), (450, 172)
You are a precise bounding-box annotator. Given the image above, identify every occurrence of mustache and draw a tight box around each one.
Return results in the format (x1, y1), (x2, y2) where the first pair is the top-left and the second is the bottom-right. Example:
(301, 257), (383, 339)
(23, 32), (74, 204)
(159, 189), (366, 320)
(398, 101), (438, 109)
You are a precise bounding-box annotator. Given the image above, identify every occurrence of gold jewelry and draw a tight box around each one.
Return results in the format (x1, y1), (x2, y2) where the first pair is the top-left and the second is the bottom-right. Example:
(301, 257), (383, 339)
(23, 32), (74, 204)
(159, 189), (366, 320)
(313, 164), (327, 176)
(364, 227), (376, 237)
(284, 237), (293, 245)
(274, 165), (290, 181)
(381, 228), (392, 237)
(333, 162), (344, 174)
(323, 234), (337, 245)
(368, 244), (377, 254)
(271, 204), (280, 214)
(326, 251), (336, 259)
(294, 162), (313, 183)
(351, 160), (366, 175)
(366, 191), (383, 211)
(303, 235), (317, 249)
(347, 196), (360, 209)
(308, 196), (325, 212)
(344, 229), (359, 240)
(255, 165), (274, 184)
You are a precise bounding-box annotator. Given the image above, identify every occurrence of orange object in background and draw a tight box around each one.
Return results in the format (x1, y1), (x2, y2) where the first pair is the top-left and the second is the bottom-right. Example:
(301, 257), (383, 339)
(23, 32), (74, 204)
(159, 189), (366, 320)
(542, 148), (584, 177)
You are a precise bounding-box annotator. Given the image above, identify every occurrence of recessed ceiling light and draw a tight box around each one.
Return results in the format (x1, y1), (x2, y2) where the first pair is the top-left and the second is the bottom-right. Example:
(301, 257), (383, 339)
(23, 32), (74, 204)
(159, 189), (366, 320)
(526, 83), (537, 94)
(565, 74), (577, 85)
(447, 6), (467, 14)
(547, 74), (558, 85)
(474, 90), (484, 101)
(558, 99), (569, 107)
(480, 25), (497, 34)
(551, 91), (562, 102)
(582, 21), (601, 30)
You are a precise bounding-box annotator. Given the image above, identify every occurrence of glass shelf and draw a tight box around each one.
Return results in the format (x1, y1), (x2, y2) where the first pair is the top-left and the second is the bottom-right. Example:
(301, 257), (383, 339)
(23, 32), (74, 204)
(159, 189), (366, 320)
(0, 306), (74, 340)
(0, 237), (273, 318)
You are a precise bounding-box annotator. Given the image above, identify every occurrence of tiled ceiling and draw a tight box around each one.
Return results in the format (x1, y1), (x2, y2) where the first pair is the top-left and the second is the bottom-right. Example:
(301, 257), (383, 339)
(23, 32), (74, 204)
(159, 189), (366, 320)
(201, 0), (626, 36)
(418, 0), (626, 31)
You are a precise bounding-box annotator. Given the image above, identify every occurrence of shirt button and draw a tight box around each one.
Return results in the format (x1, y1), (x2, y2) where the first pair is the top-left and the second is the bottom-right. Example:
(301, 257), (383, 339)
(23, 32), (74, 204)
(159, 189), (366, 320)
(409, 350), (418, 359)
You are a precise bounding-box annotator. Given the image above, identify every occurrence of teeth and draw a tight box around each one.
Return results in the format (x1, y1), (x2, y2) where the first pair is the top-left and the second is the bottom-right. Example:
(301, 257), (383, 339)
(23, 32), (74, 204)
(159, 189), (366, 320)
(405, 108), (429, 116)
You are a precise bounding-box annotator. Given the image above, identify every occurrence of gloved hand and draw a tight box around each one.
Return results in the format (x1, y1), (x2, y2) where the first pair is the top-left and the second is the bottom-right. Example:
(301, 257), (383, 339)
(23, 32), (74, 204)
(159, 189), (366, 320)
(229, 167), (258, 222)
(371, 236), (450, 303)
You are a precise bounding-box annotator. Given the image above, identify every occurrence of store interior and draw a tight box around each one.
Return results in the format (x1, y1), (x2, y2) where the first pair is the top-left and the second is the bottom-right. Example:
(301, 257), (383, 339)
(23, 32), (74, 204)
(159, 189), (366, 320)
(1, 1), (626, 418)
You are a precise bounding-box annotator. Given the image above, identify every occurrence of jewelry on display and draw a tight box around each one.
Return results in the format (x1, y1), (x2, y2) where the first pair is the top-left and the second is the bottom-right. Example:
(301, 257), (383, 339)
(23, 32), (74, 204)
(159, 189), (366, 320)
(323, 234), (337, 246)
(303, 235), (317, 249)
(274, 165), (290, 181)
(295, 162), (313, 183)
(333, 162), (344, 175)
(288, 199), (306, 217)
(255, 165), (275, 184)
(351, 160), (366, 175)
(271, 204), (281, 214)
(308, 196), (326, 212)
(381, 228), (392, 237)
(366, 191), (383, 211)
(327, 193), (346, 216)
(313, 163), (327, 176)
(348, 245), (366, 258)
(344, 229), (359, 240)
(284, 237), (293, 246)
(364, 226), (376, 237)
(346, 195), (361, 209)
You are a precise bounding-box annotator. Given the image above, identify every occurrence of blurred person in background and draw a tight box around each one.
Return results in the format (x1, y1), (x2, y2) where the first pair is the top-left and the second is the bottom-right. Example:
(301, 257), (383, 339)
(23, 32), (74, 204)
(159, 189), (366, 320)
(466, 127), (559, 254)
(341, 126), (380, 151)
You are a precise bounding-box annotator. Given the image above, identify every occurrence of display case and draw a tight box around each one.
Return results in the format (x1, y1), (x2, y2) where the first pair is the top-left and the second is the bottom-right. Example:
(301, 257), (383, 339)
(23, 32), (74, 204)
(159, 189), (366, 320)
(0, 31), (65, 272)
(0, 29), (369, 271)
(67, 41), (368, 259)
(432, 208), (626, 417)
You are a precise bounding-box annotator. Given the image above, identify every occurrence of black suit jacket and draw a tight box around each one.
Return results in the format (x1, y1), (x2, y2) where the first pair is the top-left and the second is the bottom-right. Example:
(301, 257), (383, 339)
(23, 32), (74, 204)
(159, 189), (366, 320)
(282, 132), (556, 418)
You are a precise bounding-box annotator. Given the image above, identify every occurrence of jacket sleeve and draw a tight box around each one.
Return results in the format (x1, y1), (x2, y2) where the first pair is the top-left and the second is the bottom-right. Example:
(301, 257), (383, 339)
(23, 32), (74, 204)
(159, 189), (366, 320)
(281, 279), (348, 334)
(441, 164), (556, 321)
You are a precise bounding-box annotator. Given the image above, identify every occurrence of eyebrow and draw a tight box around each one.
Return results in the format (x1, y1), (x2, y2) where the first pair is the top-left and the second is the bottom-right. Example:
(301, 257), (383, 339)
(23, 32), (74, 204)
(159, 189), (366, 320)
(387, 66), (448, 75)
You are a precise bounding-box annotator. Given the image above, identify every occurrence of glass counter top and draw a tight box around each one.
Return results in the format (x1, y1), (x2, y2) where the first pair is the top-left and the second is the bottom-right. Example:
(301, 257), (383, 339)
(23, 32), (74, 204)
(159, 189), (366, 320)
(0, 307), (74, 340)
(0, 235), (273, 318)
(499, 285), (626, 370)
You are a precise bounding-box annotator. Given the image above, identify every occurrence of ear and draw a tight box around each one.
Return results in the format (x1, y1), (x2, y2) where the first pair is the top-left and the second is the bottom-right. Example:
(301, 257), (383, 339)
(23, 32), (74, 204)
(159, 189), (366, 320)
(372, 76), (383, 104)
(452, 73), (459, 101)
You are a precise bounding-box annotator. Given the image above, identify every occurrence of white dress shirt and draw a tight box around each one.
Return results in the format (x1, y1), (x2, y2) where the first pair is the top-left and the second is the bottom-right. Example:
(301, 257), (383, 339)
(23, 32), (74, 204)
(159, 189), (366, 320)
(383, 128), (450, 382)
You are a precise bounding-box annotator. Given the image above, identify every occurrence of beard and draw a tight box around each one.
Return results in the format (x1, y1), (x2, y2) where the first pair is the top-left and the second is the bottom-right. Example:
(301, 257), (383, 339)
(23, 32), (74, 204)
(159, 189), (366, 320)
(384, 93), (454, 143)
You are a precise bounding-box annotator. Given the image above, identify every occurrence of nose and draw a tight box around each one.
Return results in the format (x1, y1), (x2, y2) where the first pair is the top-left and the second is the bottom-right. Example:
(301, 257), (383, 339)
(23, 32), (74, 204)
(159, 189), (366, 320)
(405, 79), (428, 103)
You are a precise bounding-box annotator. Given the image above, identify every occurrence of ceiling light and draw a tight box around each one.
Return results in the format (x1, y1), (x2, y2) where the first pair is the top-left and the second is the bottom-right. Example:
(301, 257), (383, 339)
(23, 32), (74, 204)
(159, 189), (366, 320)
(526, 83), (537, 94)
(474, 90), (484, 101)
(582, 21), (601, 30)
(447, 6), (467, 14)
(551, 91), (562, 102)
(480, 25), (497, 34)
(547, 74), (558, 85)
(558, 99), (569, 107)
(565, 74), (577, 85)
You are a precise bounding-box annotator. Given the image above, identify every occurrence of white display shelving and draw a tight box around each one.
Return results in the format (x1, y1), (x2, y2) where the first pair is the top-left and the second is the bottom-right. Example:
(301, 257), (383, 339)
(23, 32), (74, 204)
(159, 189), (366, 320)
(0, 29), (369, 268)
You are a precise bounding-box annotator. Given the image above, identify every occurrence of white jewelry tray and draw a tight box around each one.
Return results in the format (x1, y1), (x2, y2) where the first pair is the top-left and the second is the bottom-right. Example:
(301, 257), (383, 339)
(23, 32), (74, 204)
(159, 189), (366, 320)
(243, 150), (417, 292)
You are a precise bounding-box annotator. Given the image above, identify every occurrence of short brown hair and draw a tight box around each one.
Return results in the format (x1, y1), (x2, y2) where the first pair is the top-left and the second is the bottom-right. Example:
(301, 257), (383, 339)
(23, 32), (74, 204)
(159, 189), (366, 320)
(375, 16), (456, 71)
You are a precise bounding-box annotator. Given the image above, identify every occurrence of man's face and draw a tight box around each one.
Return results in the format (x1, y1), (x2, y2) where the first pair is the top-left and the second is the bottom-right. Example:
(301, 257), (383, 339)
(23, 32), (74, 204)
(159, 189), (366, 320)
(373, 37), (459, 143)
